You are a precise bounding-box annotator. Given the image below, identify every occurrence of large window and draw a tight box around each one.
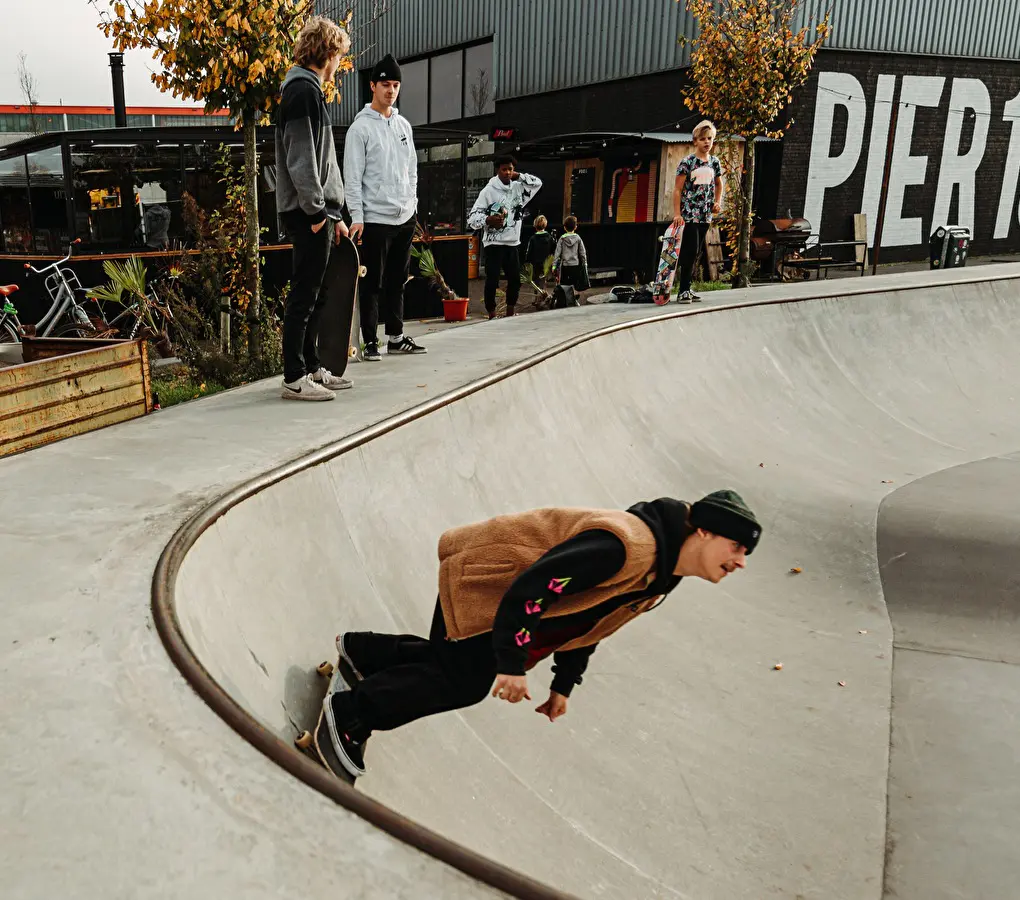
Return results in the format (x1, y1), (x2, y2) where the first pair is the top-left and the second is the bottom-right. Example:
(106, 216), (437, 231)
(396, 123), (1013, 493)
(0, 155), (31, 254)
(27, 147), (67, 253)
(70, 142), (187, 251)
(429, 50), (464, 123)
(464, 43), (495, 117)
(418, 143), (464, 233)
(398, 59), (429, 126)
(364, 41), (494, 126)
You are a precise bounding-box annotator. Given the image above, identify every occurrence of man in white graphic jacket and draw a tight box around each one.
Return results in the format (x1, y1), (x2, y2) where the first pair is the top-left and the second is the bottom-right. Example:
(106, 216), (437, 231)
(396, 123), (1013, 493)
(343, 53), (426, 359)
(467, 155), (542, 318)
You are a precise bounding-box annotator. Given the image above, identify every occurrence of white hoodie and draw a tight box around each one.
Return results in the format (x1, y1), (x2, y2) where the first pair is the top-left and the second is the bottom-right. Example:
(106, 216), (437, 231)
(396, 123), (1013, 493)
(467, 173), (543, 247)
(343, 104), (417, 225)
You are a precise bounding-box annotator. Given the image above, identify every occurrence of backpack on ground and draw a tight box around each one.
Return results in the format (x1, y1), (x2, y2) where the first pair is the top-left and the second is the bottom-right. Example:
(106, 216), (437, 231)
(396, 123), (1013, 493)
(553, 284), (580, 309)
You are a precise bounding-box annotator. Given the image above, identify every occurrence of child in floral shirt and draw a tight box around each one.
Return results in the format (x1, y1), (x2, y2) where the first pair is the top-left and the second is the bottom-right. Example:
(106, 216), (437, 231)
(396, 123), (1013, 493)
(671, 120), (724, 302)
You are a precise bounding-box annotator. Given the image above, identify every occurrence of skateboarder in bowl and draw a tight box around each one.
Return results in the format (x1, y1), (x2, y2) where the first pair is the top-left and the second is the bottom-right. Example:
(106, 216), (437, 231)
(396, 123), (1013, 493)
(276, 16), (353, 401)
(323, 490), (761, 777)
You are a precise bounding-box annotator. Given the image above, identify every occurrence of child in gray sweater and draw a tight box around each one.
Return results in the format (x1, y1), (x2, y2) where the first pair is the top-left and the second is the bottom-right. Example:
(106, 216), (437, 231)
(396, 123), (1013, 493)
(553, 216), (589, 290)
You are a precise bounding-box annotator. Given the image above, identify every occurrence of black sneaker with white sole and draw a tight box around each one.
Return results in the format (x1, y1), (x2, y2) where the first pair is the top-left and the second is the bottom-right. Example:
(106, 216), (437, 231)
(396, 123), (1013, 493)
(387, 336), (427, 355)
(336, 632), (367, 680)
(324, 690), (367, 777)
(364, 342), (381, 361)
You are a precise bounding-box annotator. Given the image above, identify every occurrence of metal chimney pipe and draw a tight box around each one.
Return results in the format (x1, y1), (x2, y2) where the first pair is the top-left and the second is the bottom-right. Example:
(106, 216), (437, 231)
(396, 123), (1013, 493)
(109, 52), (127, 127)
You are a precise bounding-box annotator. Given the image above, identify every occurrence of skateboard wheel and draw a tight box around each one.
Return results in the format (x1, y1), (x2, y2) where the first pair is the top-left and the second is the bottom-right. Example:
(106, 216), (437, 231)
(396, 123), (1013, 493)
(295, 730), (313, 750)
(317, 661), (334, 677)
(358, 266), (367, 277)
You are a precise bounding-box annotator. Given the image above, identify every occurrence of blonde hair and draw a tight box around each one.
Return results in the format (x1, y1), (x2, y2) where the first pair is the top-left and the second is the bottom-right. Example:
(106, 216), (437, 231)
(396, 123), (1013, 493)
(693, 120), (717, 141)
(534, 215), (548, 229)
(294, 16), (350, 69)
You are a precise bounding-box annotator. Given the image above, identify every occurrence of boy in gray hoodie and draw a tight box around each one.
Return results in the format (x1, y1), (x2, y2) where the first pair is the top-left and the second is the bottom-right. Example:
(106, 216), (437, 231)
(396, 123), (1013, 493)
(553, 216), (589, 291)
(275, 16), (351, 402)
(343, 54), (426, 360)
(467, 155), (542, 318)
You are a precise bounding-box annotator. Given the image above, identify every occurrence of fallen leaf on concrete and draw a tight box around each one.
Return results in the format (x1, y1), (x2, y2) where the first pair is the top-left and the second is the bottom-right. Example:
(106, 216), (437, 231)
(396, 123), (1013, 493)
(790, 567), (803, 574)
(838, 681), (846, 687)
(882, 480), (894, 484)
(759, 462), (765, 467)
(417, 384), (427, 388)
(773, 662), (783, 671)
(859, 629), (868, 635)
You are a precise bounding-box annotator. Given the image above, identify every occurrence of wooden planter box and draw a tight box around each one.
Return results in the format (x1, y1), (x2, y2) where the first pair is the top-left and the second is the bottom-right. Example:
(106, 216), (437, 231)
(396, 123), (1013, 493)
(0, 339), (153, 459)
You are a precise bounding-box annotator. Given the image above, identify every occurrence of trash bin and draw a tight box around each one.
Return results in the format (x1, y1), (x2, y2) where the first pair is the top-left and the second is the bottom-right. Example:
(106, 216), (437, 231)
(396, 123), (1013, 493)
(929, 226), (970, 270)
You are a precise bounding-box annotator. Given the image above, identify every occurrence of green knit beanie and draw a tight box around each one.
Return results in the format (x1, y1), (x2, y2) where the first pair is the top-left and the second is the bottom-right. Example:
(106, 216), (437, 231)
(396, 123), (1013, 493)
(690, 489), (762, 553)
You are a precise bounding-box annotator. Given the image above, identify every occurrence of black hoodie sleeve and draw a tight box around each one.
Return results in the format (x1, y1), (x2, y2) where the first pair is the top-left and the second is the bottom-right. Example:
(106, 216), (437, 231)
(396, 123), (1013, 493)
(492, 530), (626, 676)
(281, 81), (326, 221)
(550, 644), (598, 697)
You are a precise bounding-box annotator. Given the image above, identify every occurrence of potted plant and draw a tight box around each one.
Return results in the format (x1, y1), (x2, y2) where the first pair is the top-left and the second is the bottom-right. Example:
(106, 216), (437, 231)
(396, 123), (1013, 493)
(410, 223), (465, 321)
(88, 256), (175, 357)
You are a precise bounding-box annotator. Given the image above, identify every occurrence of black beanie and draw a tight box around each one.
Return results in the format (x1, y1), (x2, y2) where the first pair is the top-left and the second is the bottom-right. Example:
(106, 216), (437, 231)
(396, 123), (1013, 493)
(689, 490), (762, 554)
(371, 54), (402, 82)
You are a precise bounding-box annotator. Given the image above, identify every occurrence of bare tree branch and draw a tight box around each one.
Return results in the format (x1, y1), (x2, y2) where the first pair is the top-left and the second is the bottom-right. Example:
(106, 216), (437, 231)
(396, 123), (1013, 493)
(16, 51), (40, 133)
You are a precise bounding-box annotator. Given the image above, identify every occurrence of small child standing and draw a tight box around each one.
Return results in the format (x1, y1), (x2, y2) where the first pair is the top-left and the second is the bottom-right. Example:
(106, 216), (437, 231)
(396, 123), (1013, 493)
(525, 215), (556, 279)
(672, 120), (724, 303)
(553, 216), (589, 290)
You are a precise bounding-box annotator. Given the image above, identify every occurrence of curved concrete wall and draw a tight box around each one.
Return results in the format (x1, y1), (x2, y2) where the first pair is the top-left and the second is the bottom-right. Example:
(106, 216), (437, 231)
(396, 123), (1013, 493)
(174, 276), (1020, 898)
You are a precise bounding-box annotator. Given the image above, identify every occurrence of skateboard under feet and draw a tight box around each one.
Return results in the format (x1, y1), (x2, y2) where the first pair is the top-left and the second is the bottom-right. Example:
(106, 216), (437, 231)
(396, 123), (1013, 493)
(295, 657), (362, 785)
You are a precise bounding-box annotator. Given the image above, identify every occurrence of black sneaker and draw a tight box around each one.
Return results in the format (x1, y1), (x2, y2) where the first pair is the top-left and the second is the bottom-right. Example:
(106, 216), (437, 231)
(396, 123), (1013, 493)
(387, 336), (427, 355)
(324, 691), (367, 777)
(690, 291), (702, 302)
(335, 633), (368, 680)
(364, 342), (381, 361)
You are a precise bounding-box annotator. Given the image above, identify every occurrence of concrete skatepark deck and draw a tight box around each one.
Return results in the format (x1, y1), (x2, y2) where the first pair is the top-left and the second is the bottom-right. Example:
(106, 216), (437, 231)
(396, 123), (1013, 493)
(4, 265), (1020, 899)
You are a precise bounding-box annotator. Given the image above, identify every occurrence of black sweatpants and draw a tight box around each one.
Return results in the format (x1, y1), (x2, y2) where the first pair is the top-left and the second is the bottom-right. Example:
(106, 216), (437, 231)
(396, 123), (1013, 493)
(677, 221), (711, 294)
(282, 221), (332, 383)
(359, 217), (415, 346)
(483, 244), (521, 314)
(346, 602), (497, 734)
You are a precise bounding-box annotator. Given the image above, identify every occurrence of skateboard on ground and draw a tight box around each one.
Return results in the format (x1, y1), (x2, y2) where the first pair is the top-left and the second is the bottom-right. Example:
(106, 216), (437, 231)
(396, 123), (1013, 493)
(317, 235), (367, 374)
(652, 223), (684, 305)
(295, 656), (362, 785)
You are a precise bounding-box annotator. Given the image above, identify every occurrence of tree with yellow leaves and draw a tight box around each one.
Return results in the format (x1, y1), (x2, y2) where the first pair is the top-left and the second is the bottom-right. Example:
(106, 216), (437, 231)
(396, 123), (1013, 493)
(91, 0), (352, 353)
(680, 0), (830, 286)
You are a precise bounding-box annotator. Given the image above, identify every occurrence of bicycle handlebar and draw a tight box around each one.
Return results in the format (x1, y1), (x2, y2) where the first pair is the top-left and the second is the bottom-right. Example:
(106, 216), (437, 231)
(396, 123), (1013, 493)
(23, 239), (82, 276)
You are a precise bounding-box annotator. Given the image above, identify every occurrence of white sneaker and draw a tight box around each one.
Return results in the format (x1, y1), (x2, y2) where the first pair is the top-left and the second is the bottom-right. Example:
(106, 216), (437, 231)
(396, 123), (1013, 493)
(281, 375), (334, 401)
(677, 291), (693, 304)
(312, 367), (353, 391)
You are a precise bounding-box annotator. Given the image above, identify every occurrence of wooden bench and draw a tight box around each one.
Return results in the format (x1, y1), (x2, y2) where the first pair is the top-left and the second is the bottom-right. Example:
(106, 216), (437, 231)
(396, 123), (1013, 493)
(783, 240), (868, 279)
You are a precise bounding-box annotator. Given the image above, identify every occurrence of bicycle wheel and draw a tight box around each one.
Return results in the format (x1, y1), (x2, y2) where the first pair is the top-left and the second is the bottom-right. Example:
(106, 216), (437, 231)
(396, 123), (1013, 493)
(52, 321), (102, 339)
(1, 319), (19, 343)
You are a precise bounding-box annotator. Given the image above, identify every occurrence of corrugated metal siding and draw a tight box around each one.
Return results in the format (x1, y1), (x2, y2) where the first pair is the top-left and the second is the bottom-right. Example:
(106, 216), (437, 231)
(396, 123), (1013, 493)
(322, 0), (1020, 125)
(326, 0), (695, 123)
(797, 0), (1020, 60)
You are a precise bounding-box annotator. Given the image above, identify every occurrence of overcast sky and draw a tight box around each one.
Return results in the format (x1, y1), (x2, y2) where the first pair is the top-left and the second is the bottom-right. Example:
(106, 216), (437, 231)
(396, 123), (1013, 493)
(2, 0), (190, 107)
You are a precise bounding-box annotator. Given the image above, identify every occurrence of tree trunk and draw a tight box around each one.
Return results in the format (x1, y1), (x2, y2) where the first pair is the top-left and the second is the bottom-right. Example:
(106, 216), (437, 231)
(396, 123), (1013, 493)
(243, 114), (261, 360)
(736, 137), (757, 289)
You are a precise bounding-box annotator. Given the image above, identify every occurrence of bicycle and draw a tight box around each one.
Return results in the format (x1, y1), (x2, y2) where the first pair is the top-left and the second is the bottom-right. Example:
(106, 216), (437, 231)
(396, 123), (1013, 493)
(18, 239), (110, 340)
(0, 284), (21, 343)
